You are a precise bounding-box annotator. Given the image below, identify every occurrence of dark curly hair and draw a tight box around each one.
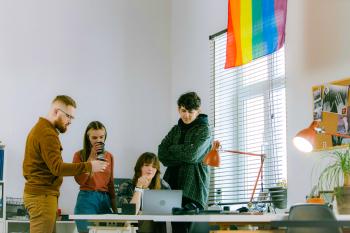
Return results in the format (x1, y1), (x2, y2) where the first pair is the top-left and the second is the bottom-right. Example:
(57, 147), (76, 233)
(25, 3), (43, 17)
(177, 92), (201, 110)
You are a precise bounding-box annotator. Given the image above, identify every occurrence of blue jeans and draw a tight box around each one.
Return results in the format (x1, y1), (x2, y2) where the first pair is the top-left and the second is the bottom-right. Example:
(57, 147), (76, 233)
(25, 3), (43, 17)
(74, 190), (113, 233)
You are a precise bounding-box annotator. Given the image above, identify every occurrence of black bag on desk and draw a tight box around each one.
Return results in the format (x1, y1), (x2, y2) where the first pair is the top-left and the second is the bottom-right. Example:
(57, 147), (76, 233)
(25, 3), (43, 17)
(172, 203), (200, 215)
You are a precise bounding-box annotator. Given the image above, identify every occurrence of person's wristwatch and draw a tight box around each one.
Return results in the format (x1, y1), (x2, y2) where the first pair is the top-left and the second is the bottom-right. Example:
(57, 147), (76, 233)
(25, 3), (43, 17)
(134, 187), (144, 193)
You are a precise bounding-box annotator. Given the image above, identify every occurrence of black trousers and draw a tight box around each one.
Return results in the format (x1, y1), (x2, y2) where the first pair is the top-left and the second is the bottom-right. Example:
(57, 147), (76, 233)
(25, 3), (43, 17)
(171, 197), (203, 233)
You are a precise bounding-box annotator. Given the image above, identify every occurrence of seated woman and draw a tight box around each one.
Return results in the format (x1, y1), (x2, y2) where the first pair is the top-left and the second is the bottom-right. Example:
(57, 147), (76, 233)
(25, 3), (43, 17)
(73, 121), (117, 233)
(118, 152), (170, 233)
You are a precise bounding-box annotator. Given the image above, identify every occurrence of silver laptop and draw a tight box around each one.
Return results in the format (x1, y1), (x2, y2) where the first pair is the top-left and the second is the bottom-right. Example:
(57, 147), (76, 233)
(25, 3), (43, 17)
(142, 190), (182, 215)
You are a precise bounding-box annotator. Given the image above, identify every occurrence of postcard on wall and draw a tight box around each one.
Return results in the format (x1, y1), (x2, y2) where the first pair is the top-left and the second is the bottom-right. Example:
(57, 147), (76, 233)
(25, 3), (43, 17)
(322, 84), (349, 115)
(313, 86), (323, 120)
(337, 108), (350, 135)
(332, 135), (350, 147)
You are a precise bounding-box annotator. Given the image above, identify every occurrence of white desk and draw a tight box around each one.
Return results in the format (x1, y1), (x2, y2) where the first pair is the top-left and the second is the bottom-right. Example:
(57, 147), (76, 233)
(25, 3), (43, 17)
(70, 214), (288, 233)
(70, 213), (350, 228)
(336, 215), (350, 221)
(70, 214), (350, 233)
(70, 213), (288, 223)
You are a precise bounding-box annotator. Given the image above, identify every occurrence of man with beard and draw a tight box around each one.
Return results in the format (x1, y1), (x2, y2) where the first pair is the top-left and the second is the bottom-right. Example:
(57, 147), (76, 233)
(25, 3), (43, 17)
(23, 95), (108, 233)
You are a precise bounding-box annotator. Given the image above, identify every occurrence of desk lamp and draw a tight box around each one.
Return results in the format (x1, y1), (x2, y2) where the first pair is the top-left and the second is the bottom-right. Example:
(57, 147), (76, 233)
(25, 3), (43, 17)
(203, 141), (266, 205)
(293, 120), (350, 152)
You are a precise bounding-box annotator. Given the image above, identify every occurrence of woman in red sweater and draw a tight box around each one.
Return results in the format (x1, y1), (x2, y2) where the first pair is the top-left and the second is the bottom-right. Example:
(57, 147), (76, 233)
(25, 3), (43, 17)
(73, 121), (116, 233)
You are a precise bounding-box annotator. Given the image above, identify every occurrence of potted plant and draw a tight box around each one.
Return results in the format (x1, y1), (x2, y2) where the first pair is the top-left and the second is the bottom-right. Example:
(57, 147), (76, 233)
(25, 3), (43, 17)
(306, 185), (325, 204)
(316, 145), (350, 214)
(268, 180), (287, 209)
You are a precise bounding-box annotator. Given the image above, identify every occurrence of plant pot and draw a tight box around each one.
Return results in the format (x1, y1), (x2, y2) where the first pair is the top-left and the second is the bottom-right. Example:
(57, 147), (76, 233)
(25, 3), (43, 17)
(306, 197), (325, 204)
(344, 173), (350, 186)
(268, 187), (287, 209)
(335, 186), (350, 214)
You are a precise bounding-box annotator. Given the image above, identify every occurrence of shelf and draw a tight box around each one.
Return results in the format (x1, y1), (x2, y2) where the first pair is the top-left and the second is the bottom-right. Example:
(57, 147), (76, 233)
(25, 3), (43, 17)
(6, 220), (77, 233)
(6, 219), (74, 223)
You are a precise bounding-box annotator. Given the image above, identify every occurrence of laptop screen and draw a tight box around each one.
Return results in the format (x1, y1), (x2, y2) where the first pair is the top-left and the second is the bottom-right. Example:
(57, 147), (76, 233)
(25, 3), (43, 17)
(142, 190), (182, 215)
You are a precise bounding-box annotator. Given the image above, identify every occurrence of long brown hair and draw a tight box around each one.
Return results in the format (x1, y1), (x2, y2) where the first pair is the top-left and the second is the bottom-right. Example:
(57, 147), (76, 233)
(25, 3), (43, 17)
(132, 152), (161, 190)
(80, 121), (107, 162)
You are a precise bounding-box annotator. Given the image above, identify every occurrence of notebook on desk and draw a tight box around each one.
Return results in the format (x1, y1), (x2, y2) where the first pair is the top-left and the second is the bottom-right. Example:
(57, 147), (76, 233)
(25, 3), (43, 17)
(142, 190), (182, 215)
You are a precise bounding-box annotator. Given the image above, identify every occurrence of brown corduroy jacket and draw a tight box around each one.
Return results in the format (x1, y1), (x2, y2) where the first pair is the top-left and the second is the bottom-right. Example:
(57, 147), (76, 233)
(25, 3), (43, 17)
(23, 117), (92, 196)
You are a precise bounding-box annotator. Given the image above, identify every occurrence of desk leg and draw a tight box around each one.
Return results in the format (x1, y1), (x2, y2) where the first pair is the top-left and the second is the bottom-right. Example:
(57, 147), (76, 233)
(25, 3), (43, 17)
(88, 226), (138, 233)
(166, 221), (172, 233)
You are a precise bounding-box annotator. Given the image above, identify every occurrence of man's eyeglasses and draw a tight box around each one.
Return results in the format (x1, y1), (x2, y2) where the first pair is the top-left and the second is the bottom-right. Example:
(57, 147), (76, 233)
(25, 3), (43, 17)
(57, 108), (75, 120)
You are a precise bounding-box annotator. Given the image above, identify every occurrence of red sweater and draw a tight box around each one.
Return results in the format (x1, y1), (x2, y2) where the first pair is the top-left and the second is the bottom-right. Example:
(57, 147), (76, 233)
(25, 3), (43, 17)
(73, 151), (116, 199)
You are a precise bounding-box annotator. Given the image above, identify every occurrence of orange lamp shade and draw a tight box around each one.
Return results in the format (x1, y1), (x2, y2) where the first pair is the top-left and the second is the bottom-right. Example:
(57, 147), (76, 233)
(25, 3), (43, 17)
(203, 140), (221, 167)
(293, 120), (350, 152)
(293, 121), (318, 152)
(203, 148), (220, 167)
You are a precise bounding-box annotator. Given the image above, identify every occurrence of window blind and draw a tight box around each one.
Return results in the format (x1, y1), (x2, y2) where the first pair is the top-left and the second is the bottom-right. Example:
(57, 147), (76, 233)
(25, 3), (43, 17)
(208, 31), (287, 206)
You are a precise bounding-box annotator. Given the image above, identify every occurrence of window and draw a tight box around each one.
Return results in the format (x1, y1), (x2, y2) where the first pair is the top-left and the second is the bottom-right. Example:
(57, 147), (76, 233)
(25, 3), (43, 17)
(208, 31), (287, 206)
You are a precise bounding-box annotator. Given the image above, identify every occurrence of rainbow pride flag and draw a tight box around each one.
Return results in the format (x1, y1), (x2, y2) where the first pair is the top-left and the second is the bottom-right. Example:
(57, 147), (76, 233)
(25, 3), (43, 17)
(225, 0), (287, 68)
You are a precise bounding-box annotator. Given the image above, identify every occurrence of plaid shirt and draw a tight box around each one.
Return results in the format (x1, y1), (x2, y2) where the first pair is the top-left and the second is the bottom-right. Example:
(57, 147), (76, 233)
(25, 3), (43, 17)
(158, 114), (212, 208)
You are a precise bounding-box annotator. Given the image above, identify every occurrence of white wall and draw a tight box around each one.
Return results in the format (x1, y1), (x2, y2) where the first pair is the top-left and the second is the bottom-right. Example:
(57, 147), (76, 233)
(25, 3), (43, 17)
(170, 0), (227, 120)
(286, 0), (350, 204)
(0, 0), (171, 214)
(171, 0), (350, 206)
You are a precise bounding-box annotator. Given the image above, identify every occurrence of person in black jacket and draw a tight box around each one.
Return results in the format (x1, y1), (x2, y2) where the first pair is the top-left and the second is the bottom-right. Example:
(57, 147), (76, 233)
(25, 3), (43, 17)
(158, 92), (212, 233)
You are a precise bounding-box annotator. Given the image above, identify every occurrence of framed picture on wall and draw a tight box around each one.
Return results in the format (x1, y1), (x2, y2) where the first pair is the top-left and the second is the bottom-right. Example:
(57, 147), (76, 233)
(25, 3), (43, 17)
(337, 107), (350, 135)
(322, 84), (348, 115)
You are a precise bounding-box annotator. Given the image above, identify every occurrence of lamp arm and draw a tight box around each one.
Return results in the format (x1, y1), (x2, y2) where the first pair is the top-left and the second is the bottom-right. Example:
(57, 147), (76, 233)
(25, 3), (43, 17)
(249, 156), (265, 204)
(221, 147), (266, 204)
(222, 150), (265, 157)
(314, 123), (350, 138)
(324, 131), (350, 138)
(208, 141), (266, 204)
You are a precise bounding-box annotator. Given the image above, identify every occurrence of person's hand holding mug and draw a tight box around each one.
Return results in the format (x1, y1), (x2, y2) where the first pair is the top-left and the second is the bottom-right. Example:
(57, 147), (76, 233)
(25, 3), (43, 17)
(91, 160), (108, 173)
